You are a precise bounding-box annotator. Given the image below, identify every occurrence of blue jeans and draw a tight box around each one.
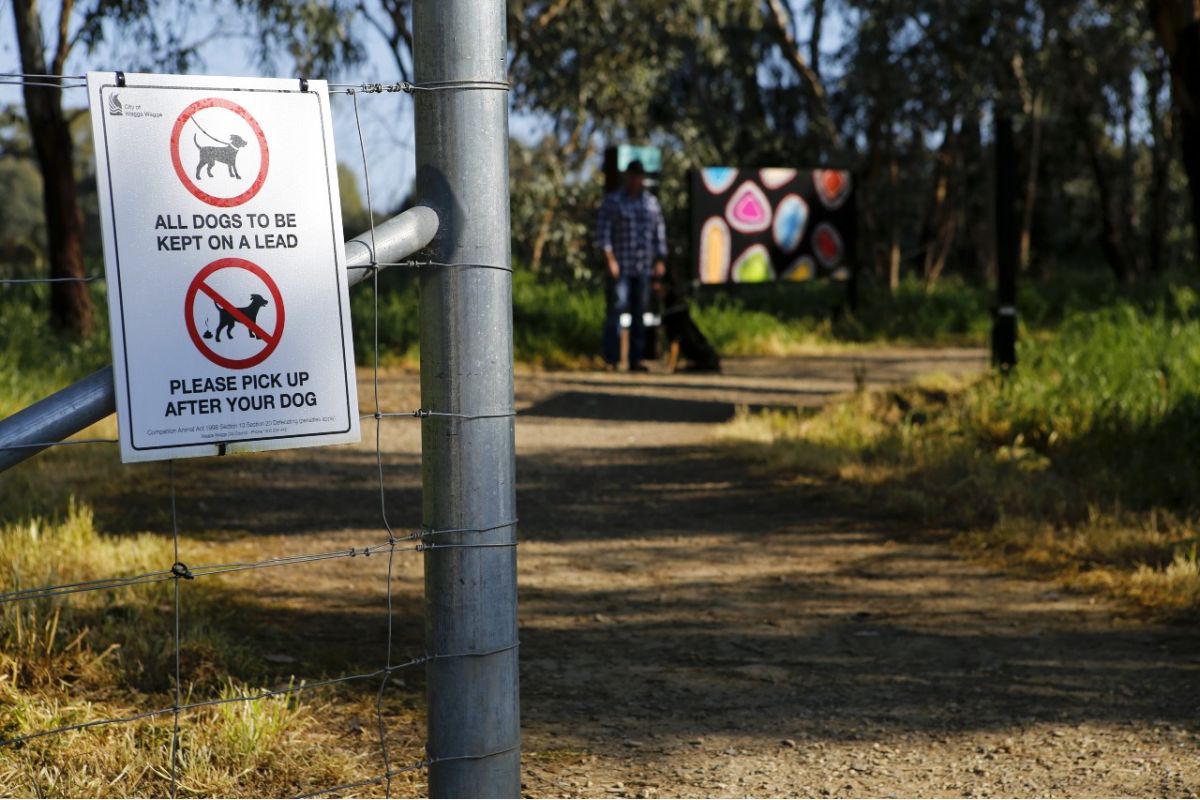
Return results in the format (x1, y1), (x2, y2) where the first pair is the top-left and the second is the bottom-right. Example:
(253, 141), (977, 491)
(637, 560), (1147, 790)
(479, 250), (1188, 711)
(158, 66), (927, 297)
(603, 273), (652, 366)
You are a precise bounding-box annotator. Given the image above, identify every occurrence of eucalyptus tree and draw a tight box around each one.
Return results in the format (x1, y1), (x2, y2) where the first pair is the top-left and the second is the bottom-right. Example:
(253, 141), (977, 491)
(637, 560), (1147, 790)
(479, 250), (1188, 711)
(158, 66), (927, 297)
(8, 0), (358, 336)
(1149, 0), (1200, 260)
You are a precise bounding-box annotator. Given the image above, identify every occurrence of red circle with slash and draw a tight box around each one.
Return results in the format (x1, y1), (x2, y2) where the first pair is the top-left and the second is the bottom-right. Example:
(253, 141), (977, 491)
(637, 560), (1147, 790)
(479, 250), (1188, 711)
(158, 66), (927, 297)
(185, 258), (285, 369)
(170, 97), (269, 207)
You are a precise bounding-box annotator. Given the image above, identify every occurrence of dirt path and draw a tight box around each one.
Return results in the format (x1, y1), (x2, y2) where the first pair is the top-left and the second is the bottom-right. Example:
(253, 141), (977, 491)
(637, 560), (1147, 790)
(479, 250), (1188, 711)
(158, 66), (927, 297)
(154, 349), (1200, 798)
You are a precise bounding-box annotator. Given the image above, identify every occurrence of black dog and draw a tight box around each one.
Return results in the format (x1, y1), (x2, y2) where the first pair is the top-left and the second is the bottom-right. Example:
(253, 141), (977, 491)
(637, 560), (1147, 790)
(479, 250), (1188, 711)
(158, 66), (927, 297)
(208, 293), (268, 342)
(657, 278), (721, 373)
(194, 132), (248, 180)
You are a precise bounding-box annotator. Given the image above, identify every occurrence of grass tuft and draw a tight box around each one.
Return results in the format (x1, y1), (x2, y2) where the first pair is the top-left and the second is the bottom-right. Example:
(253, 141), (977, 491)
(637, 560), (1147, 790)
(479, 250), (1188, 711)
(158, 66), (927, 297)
(722, 297), (1200, 615)
(0, 505), (390, 796)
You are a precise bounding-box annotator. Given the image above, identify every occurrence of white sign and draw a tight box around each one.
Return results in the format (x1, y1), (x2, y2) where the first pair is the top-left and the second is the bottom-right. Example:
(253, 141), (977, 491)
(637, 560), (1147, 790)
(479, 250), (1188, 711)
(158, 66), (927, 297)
(87, 72), (360, 463)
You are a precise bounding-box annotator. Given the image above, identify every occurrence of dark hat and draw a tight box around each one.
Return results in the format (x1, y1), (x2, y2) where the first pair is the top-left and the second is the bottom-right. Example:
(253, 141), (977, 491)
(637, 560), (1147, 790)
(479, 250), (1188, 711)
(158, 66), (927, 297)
(624, 159), (646, 175)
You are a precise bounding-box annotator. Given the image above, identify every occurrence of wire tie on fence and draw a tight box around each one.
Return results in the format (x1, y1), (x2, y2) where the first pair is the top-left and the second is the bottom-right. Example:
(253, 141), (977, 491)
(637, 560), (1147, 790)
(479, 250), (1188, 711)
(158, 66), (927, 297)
(115, 71), (125, 87)
(170, 562), (194, 581)
(417, 541), (518, 551)
(299, 77), (309, 93)
(413, 79), (511, 93)
(371, 258), (512, 274)
(359, 81), (413, 94)
(424, 741), (521, 767)
(421, 519), (518, 539)
(408, 409), (516, 421)
(425, 642), (520, 662)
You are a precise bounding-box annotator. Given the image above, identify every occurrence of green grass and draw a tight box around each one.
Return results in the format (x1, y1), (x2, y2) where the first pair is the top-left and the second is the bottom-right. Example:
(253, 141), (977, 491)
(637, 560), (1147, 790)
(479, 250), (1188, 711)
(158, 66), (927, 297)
(722, 288), (1200, 615)
(10, 265), (1182, 406)
(0, 285), (111, 416)
(347, 269), (1000, 368)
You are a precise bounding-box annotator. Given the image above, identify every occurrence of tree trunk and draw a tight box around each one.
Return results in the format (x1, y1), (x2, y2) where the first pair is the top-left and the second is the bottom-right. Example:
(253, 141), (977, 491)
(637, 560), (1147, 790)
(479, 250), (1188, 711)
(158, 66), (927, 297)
(1018, 92), (1043, 271)
(923, 210), (958, 291)
(870, 114), (901, 291)
(763, 0), (840, 149)
(859, 109), (884, 282)
(809, 0), (825, 80)
(1150, 0), (1200, 261)
(1077, 106), (1132, 282)
(920, 116), (957, 287)
(888, 152), (901, 291)
(1148, 60), (1171, 274)
(960, 110), (996, 281)
(1120, 78), (1146, 275)
(12, 0), (93, 336)
(530, 208), (554, 271)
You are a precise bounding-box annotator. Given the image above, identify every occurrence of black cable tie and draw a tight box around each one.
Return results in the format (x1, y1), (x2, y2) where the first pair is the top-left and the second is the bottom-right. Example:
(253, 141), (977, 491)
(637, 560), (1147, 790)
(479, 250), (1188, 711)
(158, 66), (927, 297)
(299, 77), (309, 93)
(413, 408), (431, 418)
(170, 562), (194, 581)
(217, 442), (227, 456)
(115, 71), (125, 87)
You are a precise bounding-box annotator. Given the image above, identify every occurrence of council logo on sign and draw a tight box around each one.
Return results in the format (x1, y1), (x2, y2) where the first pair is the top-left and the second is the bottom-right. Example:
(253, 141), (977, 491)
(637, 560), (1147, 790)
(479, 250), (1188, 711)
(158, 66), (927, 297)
(170, 98), (269, 207)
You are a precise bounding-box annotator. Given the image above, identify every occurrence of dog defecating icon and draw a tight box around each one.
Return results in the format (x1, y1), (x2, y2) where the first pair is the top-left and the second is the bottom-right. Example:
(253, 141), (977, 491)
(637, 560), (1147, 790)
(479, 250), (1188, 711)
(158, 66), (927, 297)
(203, 293), (269, 342)
(192, 116), (248, 181)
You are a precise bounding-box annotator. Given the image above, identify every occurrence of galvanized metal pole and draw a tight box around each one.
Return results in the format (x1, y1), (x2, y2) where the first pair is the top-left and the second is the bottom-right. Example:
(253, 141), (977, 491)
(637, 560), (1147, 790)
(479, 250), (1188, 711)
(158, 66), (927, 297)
(412, 1), (520, 797)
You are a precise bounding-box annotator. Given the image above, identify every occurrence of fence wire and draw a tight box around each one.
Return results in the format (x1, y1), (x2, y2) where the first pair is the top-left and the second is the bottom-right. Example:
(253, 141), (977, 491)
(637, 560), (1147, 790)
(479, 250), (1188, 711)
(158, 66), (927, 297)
(0, 72), (518, 799)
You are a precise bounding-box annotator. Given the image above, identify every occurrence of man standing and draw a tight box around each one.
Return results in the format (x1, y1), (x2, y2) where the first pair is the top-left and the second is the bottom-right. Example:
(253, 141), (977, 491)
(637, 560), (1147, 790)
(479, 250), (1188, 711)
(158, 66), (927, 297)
(595, 160), (667, 371)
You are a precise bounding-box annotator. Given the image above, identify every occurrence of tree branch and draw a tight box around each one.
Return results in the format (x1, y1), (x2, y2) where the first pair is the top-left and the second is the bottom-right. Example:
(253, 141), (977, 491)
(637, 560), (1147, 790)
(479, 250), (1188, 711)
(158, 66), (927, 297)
(357, 0), (412, 82)
(537, 0), (571, 29)
(51, 0), (75, 77)
(762, 0), (839, 147)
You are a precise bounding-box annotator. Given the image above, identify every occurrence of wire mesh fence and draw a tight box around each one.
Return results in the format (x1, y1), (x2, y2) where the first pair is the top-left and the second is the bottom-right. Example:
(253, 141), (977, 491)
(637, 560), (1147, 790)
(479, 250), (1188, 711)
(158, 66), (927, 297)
(0, 72), (518, 798)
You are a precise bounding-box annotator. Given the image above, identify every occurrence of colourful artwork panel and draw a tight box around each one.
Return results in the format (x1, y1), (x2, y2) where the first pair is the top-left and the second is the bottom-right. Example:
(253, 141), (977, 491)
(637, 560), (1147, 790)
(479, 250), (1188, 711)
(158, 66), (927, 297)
(690, 167), (856, 284)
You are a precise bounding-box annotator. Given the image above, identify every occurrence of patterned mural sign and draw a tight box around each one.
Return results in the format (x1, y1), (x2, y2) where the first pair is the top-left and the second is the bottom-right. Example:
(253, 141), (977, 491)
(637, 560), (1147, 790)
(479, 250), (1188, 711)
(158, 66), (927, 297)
(690, 167), (856, 284)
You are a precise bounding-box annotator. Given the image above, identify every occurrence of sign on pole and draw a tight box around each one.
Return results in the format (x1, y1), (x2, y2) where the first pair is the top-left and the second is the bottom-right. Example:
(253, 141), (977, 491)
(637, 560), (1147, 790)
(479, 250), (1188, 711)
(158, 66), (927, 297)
(87, 72), (360, 463)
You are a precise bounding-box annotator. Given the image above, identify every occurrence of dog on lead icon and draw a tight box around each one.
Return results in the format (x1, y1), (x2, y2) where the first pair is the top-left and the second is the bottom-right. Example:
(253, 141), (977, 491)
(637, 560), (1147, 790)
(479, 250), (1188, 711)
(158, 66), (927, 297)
(192, 125), (248, 181)
(203, 294), (268, 342)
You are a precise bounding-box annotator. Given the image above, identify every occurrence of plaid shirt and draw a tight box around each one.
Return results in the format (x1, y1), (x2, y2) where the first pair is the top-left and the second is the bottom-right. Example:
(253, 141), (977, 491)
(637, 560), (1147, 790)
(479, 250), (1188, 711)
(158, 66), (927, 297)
(596, 189), (667, 276)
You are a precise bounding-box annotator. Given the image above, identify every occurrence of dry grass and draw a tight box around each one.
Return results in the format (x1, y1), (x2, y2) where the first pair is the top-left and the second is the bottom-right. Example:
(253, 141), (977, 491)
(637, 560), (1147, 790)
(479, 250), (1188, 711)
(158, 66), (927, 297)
(0, 501), (418, 797)
(0, 680), (397, 797)
(720, 366), (1200, 617)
